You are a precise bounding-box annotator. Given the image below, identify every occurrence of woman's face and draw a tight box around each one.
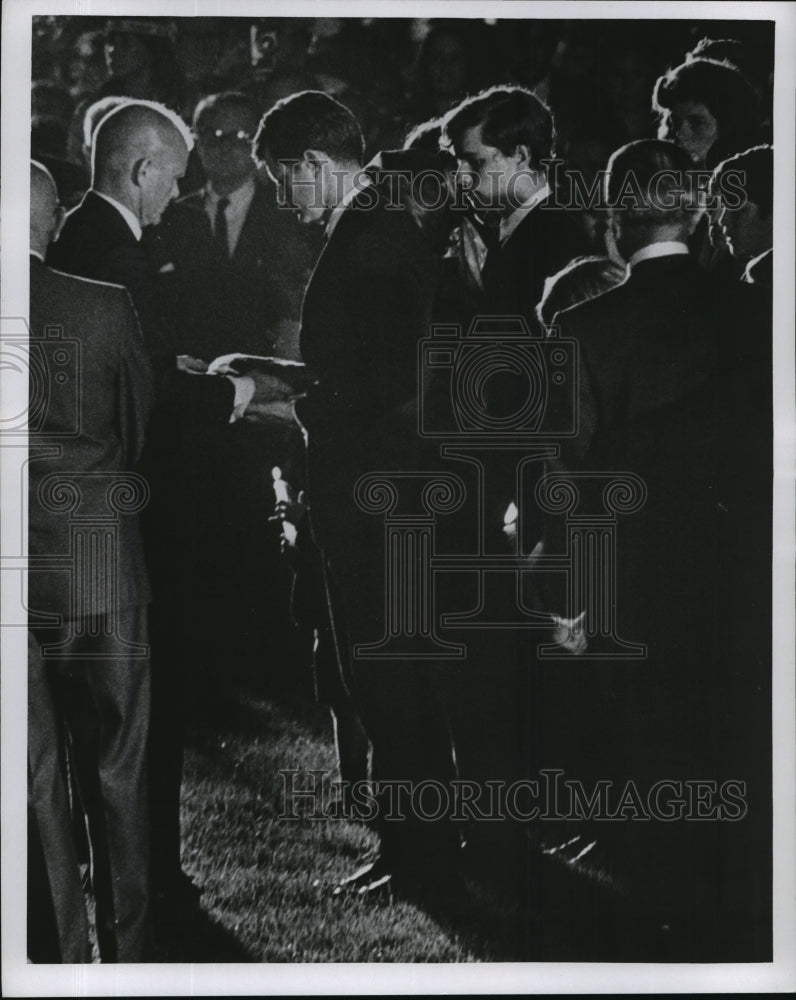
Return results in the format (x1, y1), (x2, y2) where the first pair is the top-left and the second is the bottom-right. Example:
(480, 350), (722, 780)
(660, 100), (719, 165)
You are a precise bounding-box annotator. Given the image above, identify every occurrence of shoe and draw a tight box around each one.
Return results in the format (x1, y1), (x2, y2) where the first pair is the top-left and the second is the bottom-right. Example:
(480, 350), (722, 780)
(332, 855), (467, 906)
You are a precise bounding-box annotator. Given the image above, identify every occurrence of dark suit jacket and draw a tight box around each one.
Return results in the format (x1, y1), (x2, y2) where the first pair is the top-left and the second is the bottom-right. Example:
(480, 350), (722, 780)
(48, 191), (172, 367)
(296, 189), (443, 555)
(546, 252), (771, 619)
(535, 253), (772, 927)
(28, 256), (153, 619)
(540, 252), (771, 767)
(154, 180), (322, 361)
(480, 195), (589, 331)
(47, 189), (234, 420)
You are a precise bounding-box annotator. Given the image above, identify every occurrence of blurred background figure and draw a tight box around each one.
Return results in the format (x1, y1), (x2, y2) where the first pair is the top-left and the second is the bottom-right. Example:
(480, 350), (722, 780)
(101, 18), (185, 110)
(66, 30), (108, 101)
(408, 21), (478, 121)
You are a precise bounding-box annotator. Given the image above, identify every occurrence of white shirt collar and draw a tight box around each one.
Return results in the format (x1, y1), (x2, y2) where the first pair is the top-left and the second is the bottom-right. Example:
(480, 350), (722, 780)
(30, 249), (45, 262)
(628, 241), (690, 269)
(499, 180), (551, 244)
(325, 174), (372, 240)
(92, 189), (143, 241)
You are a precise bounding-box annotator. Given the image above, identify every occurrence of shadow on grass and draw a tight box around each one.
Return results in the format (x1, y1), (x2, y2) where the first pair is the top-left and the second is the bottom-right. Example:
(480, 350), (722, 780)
(188, 684), (333, 750)
(151, 903), (256, 963)
(384, 839), (646, 962)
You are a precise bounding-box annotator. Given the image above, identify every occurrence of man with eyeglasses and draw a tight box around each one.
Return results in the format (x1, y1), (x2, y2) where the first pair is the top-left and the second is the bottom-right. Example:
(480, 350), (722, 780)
(156, 90), (321, 361)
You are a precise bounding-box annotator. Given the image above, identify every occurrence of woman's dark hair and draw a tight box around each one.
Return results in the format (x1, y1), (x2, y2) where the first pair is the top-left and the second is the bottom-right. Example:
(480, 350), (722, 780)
(652, 58), (761, 169)
(254, 90), (364, 168)
(686, 37), (747, 71)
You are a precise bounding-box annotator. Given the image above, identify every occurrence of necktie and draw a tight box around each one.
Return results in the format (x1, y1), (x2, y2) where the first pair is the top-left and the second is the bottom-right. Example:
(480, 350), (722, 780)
(214, 197), (229, 258)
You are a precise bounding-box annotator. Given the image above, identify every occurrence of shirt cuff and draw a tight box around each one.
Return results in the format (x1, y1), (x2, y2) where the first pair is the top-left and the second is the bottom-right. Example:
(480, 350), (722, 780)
(227, 375), (256, 423)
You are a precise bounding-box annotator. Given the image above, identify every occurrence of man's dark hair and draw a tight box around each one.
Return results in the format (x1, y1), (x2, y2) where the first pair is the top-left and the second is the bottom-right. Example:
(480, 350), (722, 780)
(652, 58), (760, 168)
(441, 85), (555, 166)
(254, 90), (364, 168)
(192, 91), (262, 129)
(605, 139), (699, 226)
(711, 144), (774, 218)
(403, 117), (443, 154)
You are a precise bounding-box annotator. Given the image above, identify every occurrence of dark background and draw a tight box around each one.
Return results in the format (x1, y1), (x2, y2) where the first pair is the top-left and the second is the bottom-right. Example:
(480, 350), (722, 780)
(31, 15), (774, 205)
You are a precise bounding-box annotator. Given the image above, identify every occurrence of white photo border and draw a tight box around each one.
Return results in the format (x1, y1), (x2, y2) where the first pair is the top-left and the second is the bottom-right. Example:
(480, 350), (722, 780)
(2, 1), (794, 994)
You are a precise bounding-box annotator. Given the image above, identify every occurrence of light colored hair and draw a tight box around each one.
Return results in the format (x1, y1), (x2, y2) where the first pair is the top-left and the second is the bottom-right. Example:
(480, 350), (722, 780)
(92, 98), (193, 182)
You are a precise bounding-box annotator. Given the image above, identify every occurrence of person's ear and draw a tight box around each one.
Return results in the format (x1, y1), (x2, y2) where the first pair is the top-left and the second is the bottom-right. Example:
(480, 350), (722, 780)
(514, 143), (531, 168)
(303, 149), (326, 175)
(131, 157), (152, 189)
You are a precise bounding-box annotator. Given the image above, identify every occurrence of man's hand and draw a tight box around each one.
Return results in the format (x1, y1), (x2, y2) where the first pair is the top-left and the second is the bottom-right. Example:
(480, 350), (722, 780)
(243, 399), (297, 425)
(550, 609), (587, 655)
(176, 354), (208, 374)
(239, 371), (300, 425)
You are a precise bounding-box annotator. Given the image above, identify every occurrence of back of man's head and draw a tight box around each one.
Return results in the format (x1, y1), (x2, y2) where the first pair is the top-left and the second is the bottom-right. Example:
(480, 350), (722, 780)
(30, 160), (60, 255)
(606, 139), (699, 232)
(82, 96), (129, 159)
(442, 85), (555, 166)
(254, 90), (364, 171)
(92, 99), (193, 189)
(711, 143), (773, 218)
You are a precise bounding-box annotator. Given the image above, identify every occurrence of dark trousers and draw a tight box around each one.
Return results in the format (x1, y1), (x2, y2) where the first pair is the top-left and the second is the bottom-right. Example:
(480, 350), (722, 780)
(313, 452), (460, 872)
(34, 608), (151, 962)
(28, 631), (91, 963)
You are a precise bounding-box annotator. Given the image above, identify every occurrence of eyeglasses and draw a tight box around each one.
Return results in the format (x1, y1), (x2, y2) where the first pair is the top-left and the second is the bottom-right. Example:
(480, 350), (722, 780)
(193, 126), (253, 146)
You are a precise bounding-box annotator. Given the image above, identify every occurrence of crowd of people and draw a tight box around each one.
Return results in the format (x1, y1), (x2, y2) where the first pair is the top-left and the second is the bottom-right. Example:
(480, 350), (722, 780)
(27, 16), (774, 963)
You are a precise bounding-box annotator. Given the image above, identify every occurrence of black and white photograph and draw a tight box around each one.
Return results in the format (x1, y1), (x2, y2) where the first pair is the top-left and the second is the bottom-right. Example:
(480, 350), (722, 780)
(1, 0), (794, 994)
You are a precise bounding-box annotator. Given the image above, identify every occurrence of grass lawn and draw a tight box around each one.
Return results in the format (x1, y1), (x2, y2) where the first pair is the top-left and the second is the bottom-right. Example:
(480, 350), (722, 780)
(168, 687), (487, 962)
(150, 673), (762, 965)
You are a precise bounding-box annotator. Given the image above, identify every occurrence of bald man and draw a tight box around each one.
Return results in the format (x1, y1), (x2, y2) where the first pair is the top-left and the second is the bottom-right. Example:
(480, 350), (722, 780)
(48, 101), (190, 376)
(29, 161), (154, 961)
(46, 99), (268, 917)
